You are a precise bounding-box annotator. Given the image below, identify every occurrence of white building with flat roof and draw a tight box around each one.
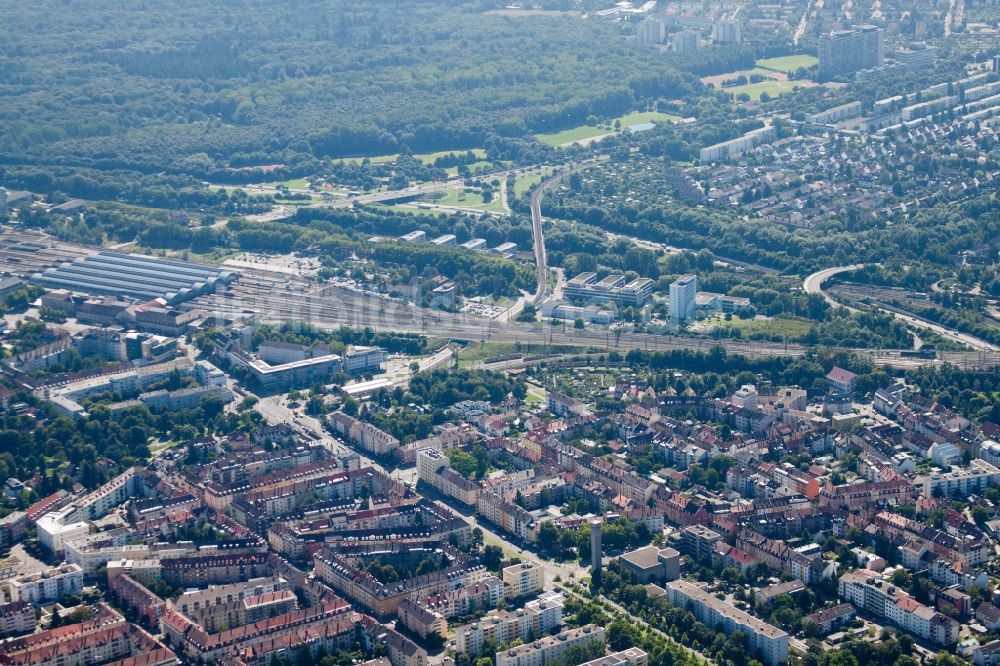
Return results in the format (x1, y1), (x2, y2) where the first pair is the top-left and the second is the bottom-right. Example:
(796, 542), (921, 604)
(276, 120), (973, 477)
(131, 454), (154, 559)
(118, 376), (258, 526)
(667, 580), (788, 665)
(37, 507), (91, 555)
(496, 624), (606, 666)
(914, 459), (1000, 499)
(502, 561), (545, 599)
(669, 274), (697, 324)
(9, 563), (84, 604)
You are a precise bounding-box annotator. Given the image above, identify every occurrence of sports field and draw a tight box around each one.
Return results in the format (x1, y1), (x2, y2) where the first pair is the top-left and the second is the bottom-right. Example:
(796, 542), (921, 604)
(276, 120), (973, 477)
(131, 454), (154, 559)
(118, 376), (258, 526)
(535, 110), (681, 147)
(414, 148), (488, 165)
(756, 54), (819, 73)
(727, 79), (812, 100)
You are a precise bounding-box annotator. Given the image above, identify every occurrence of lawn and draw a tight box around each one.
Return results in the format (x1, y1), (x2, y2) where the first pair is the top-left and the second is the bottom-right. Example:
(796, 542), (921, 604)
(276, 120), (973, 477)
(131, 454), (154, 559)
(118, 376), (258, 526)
(714, 315), (813, 339)
(618, 110), (683, 126)
(414, 148), (487, 165)
(445, 159), (498, 176)
(535, 110), (681, 147)
(331, 153), (400, 165)
(756, 54), (819, 73)
(265, 177), (309, 189)
(535, 124), (610, 147)
(514, 170), (552, 198)
(727, 79), (803, 100)
(431, 187), (505, 213)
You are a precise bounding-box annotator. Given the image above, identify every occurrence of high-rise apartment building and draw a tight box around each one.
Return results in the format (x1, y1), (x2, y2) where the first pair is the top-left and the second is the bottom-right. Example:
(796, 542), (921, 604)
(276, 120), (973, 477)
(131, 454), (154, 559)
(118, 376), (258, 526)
(819, 26), (884, 78)
(669, 274), (698, 325)
(671, 30), (700, 53)
(715, 20), (742, 44)
(638, 18), (665, 45)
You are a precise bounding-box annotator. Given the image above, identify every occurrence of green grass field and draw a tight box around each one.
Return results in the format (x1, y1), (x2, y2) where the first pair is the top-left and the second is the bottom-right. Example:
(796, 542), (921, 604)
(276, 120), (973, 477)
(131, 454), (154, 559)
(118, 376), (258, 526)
(514, 170), (552, 198)
(715, 315), (813, 339)
(727, 79), (802, 100)
(414, 148), (487, 165)
(331, 153), (399, 165)
(756, 54), (819, 73)
(618, 110), (683, 125)
(535, 110), (681, 147)
(445, 159), (497, 176)
(266, 177), (309, 189)
(432, 187), (505, 212)
(535, 125), (610, 147)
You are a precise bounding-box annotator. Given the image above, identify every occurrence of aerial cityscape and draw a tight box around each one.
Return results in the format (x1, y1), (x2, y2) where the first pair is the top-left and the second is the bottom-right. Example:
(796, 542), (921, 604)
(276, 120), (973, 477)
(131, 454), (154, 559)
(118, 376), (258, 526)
(0, 1), (998, 666)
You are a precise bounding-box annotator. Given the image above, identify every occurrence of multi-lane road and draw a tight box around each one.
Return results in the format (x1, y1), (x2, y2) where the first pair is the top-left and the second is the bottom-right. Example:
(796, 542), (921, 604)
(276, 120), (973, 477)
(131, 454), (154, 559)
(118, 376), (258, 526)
(528, 170), (563, 305)
(803, 265), (1000, 353)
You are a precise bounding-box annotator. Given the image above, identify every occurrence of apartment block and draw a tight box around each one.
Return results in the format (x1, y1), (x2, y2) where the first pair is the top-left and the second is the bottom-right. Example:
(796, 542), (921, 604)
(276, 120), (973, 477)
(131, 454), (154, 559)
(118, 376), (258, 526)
(579, 649), (649, 666)
(0, 601), (35, 638)
(914, 459), (1000, 499)
(313, 546), (488, 617)
(681, 525), (723, 562)
(819, 25), (884, 78)
(109, 573), (166, 630)
(9, 563), (84, 604)
(838, 570), (959, 646)
(420, 575), (505, 619)
(163, 599), (356, 665)
(477, 490), (538, 543)
(495, 624), (605, 666)
(0, 605), (175, 666)
(329, 412), (401, 458)
(397, 598), (448, 640)
(417, 448), (480, 506)
(502, 561), (545, 599)
(452, 592), (564, 657)
(667, 580), (788, 666)
(171, 577), (295, 634)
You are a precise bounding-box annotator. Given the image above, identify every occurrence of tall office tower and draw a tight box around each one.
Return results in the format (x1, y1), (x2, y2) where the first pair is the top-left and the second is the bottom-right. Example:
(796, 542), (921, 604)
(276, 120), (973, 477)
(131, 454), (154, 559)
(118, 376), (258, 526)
(819, 25), (884, 79)
(669, 274), (698, 325)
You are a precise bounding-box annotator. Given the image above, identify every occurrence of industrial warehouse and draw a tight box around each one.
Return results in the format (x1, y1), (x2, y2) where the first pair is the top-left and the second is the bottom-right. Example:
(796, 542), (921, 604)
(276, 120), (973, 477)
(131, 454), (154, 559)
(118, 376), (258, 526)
(31, 251), (237, 305)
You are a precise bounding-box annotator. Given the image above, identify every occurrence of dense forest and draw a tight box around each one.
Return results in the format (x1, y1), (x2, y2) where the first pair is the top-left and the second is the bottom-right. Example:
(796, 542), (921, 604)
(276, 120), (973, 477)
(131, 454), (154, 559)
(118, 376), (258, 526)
(0, 0), (696, 180)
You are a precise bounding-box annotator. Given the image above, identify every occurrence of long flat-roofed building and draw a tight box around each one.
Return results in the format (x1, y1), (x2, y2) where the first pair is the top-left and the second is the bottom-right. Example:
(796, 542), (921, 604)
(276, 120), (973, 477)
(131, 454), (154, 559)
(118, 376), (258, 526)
(452, 592), (564, 657)
(495, 624), (605, 666)
(579, 649), (649, 666)
(667, 580), (788, 665)
(30, 250), (235, 306)
(563, 272), (654, 306)
(9, 563), (83, 605)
